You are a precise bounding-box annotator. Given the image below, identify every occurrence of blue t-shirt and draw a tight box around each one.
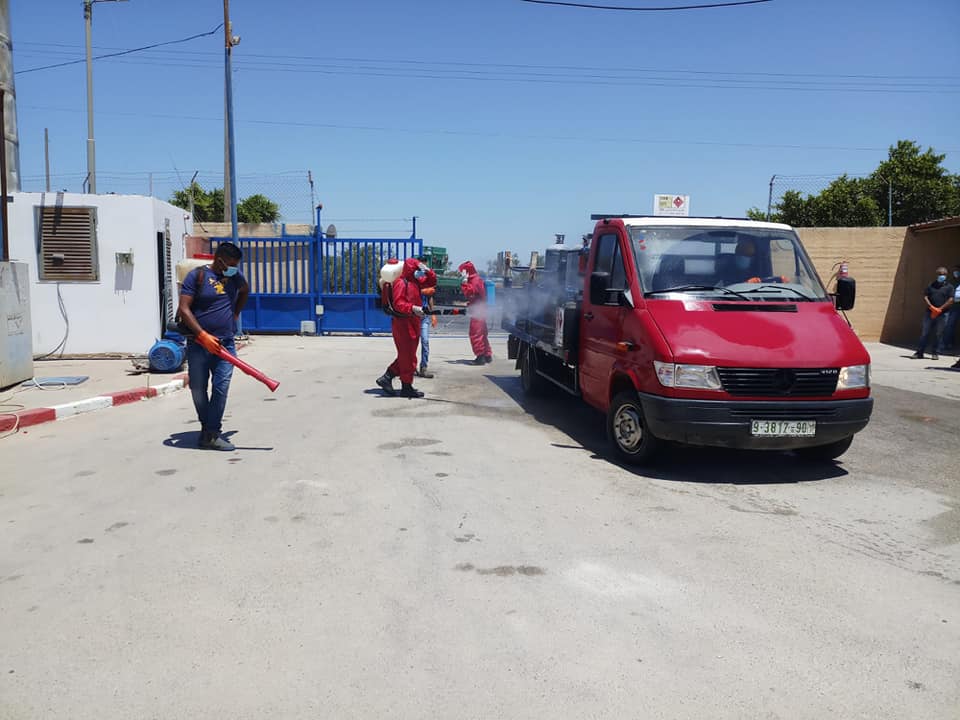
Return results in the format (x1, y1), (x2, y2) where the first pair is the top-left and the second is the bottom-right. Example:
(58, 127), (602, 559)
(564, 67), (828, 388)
(181, 266), (245, 339)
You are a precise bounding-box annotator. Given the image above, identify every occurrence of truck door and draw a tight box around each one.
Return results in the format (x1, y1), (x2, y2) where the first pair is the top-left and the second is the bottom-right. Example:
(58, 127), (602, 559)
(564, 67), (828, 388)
(580, 231), (629, 409)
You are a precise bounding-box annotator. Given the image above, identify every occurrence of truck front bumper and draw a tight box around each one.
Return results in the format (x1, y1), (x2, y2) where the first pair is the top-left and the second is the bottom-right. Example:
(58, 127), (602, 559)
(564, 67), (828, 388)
(638, 394), (873, 450)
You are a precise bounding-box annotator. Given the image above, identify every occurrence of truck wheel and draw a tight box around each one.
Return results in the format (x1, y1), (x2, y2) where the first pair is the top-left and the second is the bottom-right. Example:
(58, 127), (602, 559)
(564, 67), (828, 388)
(795, 436), (854, 461)
(520, 346), (547, 396)
(607, 391), (661, 465)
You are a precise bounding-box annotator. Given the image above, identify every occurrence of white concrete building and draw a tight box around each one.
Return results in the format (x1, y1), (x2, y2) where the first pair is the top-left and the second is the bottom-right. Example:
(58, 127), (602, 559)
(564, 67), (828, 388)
(6, 192), (193, 355)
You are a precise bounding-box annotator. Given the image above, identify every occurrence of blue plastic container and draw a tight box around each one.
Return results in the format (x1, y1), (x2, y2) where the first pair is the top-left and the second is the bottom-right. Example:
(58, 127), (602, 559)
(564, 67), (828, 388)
(484, 280), (496, 306)
(148, 339), (186, 373)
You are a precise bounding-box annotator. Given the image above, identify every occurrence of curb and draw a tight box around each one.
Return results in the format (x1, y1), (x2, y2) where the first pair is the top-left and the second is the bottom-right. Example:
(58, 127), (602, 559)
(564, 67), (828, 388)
(0, 373), (189, 434)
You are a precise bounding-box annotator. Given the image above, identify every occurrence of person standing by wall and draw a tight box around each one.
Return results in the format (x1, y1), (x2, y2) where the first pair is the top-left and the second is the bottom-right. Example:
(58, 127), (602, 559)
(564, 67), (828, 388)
(177, 243), (249, 450)
(939, 264), (960, 355)
(912, 266), (954, 361)
(376, 258), (437, 398)
(459, 261), (492, 365)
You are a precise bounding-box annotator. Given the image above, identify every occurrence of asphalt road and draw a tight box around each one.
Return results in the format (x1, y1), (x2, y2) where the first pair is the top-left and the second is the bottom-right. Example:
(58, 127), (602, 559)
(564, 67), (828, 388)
(1, 337), (957, 719)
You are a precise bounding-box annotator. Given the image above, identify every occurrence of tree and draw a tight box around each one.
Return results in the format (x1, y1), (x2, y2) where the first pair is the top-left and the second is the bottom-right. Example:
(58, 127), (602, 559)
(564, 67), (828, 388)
(238, 193), (280, 223)
(170, 184), (277, 223)
(749, 140), (960, 226)
(868, 140), (960, 225)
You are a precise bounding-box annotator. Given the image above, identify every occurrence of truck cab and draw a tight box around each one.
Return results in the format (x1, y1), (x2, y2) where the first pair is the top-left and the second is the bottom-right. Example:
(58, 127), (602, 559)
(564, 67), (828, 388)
(503, 216), (872, 464)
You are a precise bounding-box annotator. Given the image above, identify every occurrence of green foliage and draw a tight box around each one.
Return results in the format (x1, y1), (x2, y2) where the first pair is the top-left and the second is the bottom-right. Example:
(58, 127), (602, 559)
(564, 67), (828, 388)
(169, 184), (277, 223)
(867, 140), (960, 225)
(754, 140), (960, 227)
(237, 194), (280, 223)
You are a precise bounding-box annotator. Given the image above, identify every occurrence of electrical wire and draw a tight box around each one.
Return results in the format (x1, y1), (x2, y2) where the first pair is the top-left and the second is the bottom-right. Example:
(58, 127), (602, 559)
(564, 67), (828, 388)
(18, 41), (958, 81)
(14, 23), (224, 75)
(520, 0), (772, 9)
(35, 283), (70, 359)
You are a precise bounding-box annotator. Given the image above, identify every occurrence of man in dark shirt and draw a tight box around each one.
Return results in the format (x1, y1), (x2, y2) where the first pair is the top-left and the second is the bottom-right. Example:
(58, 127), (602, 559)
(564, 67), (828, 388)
(177, 243), (249, 450)
(912, 266), (954, 361)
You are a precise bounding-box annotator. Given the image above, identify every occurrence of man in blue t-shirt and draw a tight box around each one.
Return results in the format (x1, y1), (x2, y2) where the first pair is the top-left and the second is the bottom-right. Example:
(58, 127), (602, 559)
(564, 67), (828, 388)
(177, 243), (249, 450)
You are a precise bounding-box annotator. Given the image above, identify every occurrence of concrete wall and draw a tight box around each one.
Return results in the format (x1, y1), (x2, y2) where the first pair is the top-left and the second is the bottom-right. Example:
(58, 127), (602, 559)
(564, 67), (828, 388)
(193, 222), (312, 238)
(7, 192), (192, 354)
(797, 226), (907, 342)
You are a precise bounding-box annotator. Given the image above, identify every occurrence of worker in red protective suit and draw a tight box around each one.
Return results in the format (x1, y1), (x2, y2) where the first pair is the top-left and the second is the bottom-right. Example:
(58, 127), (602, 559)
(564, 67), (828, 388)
(376, 257), (437, 398)
(459, 261), (492, 365)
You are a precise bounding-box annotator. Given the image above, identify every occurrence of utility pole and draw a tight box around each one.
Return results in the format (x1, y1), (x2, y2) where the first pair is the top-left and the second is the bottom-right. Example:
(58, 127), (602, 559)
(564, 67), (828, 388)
(223, 0), (239, 243)
(0, 88), (8, 262)
(766, 174), (777, 221)
(83, 0), (127, 196)
(44, 128), (50, 192)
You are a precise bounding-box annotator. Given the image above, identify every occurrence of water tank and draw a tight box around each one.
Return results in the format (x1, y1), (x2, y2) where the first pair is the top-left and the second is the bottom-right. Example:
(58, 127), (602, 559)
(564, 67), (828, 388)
(148, 339), (185, 373)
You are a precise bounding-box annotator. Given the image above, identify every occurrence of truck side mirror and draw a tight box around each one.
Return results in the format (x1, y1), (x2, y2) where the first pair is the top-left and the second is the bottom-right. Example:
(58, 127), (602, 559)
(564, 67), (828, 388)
(590, 272), (611, 305)
(835, 276), (856, 311)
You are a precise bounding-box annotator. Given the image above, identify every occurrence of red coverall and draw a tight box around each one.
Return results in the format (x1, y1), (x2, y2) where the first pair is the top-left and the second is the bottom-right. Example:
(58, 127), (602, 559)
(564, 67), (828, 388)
(388, 258), (437, 383)
(459, 261), (492, 359)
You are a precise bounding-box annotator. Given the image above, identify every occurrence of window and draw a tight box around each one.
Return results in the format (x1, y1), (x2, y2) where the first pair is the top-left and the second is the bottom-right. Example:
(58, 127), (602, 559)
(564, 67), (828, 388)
(37, 206), (99, 282)
(594, 233), (617, 275)
(611, 245), (627, 290)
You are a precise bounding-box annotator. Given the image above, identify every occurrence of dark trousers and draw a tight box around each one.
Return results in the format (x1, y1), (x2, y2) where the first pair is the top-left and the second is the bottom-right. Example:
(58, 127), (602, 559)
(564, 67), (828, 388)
(939, 307), (959, 352)
(917, 312), (946, 355)
(187, 338), (236, 435)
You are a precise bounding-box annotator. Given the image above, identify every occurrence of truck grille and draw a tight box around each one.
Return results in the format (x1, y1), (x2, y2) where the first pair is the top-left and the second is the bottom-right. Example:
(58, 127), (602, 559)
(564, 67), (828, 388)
(717, 368), (839, 397)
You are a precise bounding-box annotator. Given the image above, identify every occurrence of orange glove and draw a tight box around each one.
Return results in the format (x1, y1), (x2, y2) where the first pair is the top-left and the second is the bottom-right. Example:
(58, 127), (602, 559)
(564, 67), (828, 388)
(196, 330), (221, 354)
(747, 277), (761, 284)
(931, 307), (942, 319)
(431, 315), (438, 328)
(421, 286), (436, 297)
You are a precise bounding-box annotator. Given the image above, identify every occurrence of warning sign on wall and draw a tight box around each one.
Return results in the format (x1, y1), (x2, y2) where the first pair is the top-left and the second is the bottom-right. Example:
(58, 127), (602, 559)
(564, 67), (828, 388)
(653, 194), (690, 217)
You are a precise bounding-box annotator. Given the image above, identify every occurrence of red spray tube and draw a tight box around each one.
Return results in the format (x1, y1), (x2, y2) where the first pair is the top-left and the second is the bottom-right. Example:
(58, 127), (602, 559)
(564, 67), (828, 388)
(196, 332), (280, 392)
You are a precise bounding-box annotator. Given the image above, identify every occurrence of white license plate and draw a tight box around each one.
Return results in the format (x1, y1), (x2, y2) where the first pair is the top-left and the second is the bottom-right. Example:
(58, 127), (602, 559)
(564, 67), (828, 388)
(750, 420), (816, 437)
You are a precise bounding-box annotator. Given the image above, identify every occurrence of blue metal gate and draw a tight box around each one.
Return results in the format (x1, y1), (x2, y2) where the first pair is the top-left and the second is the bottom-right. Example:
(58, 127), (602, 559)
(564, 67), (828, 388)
(319, 236), (422, 334)
(213, 228), (318, 333)
(211, 216), (422, 334)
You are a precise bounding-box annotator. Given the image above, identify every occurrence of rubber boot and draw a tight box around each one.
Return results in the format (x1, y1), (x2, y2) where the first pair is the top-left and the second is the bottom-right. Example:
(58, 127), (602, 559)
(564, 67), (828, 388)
(399, 383), (424, 399)
(418, 365), (435, 378)
(472, 356), (486, 366)
(376, 370), (397, 396)
(483, 355), (493, 364)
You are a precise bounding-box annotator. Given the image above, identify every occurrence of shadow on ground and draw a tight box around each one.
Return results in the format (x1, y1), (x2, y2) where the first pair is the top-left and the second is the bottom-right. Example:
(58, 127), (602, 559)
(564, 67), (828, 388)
(485, 374), (849, 485)
(163, 430), (273, 451)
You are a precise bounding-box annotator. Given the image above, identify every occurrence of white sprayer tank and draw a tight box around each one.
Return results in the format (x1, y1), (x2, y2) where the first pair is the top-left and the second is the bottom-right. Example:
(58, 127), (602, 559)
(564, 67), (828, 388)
(379, 260), (403, 288)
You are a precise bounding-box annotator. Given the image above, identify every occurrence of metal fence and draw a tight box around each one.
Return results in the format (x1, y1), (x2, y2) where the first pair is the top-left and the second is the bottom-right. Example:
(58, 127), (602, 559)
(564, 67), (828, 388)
(765, 173), (893, 226)
(20, 170), (317, 224)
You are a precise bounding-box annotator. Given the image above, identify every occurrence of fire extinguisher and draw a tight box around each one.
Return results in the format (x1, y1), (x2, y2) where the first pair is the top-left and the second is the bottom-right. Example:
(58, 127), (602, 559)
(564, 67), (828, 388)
(838, 260), (849, 278)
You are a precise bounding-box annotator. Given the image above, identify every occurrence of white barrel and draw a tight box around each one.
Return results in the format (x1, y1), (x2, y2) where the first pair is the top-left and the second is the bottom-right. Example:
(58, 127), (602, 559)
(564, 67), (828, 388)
(379, 260), (403, 288)
(176, 258), (210, 285)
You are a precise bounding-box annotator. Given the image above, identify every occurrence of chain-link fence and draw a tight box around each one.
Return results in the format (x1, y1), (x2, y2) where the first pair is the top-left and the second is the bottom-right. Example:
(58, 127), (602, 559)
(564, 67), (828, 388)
(765, 173), (894, 226)
(20, 170), (317, 225)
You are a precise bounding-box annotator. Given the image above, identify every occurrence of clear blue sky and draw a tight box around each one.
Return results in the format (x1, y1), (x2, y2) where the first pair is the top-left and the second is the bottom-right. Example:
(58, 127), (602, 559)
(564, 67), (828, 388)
(10, 0), (960, 267)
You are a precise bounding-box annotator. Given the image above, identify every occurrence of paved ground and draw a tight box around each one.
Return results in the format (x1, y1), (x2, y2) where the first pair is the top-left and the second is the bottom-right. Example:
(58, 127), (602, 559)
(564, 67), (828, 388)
(1, 337), (957, 719)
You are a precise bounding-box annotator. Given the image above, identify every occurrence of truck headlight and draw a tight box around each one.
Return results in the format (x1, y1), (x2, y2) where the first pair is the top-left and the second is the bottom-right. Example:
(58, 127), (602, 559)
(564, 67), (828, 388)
(837, 364), (869, 390)
(654, 361), (722, 390)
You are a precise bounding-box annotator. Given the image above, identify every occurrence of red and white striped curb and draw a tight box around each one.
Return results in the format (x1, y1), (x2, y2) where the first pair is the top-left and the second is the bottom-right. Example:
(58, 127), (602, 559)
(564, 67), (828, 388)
(0, 373), (189, 434)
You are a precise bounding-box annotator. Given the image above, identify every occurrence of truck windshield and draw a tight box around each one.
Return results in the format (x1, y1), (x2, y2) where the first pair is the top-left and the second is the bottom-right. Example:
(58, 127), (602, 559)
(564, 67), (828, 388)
(627, 225), (829, 301)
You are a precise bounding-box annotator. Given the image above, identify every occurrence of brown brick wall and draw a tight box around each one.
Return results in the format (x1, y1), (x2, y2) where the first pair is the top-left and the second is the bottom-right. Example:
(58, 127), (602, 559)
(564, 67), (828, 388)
(797, 227), (907, 342)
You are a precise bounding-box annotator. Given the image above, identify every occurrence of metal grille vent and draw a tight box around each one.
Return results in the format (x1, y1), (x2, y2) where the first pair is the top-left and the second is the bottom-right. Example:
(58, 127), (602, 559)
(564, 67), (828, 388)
(38, 206), (99, 281)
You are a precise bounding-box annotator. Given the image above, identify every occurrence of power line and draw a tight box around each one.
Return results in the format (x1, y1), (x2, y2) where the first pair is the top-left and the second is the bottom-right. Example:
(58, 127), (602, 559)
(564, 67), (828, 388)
(70, 57), (959, 93)
(520, 0), (772, 10)
(17, 41), (959, 81)
(23, 104), (959, 154)
(14, 23), (224, 75)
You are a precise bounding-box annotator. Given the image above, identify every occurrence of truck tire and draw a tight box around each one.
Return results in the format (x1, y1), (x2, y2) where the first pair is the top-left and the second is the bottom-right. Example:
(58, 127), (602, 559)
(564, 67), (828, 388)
(607, 391), (661, 465)
(520, 346), (547, 396)
(795, 436), (854, 461)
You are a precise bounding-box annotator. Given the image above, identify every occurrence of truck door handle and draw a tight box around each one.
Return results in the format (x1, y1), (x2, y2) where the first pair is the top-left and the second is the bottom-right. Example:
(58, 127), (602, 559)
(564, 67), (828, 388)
(584, 312), (595, 321)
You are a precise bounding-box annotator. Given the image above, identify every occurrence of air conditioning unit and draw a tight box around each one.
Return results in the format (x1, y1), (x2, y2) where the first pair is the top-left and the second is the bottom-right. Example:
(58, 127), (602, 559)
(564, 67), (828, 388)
(0, 262), (33, 389)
